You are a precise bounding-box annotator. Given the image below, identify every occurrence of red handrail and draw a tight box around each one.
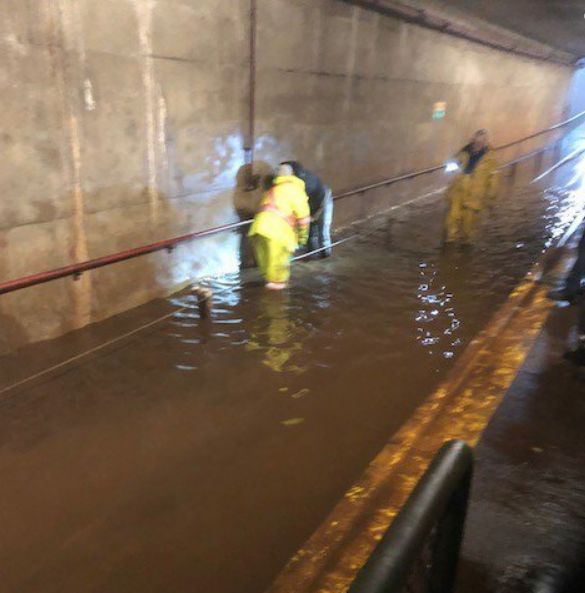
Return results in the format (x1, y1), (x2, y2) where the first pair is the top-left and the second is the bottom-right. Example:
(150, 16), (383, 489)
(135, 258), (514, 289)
(1, 110), (583, 296)
(334, 164), (445, 200)
(0, 220), (251, 295)
(496, 109), (585, 151)
(336, 110), (585, 199)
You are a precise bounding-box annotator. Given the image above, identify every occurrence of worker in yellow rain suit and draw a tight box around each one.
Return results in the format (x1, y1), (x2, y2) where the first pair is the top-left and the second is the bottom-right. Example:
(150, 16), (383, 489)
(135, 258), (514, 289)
(444, 129), (499, 246)
(248, 164), (311, 290)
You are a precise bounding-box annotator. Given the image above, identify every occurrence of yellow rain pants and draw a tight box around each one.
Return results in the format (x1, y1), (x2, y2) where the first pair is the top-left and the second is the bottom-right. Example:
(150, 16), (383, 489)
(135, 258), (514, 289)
(252, 235), (292, 284)
(444, 148), (498, 245)
(444, 177), (480, 244)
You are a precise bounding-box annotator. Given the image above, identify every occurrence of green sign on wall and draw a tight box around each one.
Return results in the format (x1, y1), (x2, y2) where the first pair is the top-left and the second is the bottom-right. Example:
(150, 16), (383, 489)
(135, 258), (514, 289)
(432, 101), (447, 120)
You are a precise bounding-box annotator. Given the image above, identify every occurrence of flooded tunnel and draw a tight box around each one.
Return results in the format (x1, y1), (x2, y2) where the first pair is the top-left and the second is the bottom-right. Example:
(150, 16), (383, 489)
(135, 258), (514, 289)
(2, 2), (585, 593)
(1, 148), (584, 593)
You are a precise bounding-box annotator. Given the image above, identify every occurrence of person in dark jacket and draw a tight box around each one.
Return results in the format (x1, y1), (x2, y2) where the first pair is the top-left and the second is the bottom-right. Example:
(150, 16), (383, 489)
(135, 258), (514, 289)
(549, 228), (585, 364)
(563, 302), (585, 365)
(281, 161), (333, 257)
(548, 230), (585, 304)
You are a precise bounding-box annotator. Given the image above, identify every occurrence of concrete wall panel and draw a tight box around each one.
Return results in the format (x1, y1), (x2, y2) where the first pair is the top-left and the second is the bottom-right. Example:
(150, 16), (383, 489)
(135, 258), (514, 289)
(81, 53), (149, 217)
(80, 0), (140, 57)
(0, 45), (70, 230)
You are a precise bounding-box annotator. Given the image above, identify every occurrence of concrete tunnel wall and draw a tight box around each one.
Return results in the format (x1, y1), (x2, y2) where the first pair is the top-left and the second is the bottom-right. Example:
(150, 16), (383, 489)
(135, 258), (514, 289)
(0, 0), (573, 353)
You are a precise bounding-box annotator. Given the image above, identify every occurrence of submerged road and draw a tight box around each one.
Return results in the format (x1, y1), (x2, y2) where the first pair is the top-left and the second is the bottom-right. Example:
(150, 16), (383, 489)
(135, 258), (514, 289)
(0, 156), (581, 593)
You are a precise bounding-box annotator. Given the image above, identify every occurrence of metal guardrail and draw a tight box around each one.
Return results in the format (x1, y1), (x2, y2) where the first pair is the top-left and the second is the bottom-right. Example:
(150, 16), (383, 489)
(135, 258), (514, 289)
(348, 440), (473, 593)
(1, 110), (584, 296)
(497, 108), (585, 151)
(0, 219), (252, 295)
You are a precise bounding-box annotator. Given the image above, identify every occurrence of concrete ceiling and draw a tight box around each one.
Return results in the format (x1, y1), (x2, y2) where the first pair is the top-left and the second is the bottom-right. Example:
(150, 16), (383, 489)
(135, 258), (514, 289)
(442, 0), (585, 59)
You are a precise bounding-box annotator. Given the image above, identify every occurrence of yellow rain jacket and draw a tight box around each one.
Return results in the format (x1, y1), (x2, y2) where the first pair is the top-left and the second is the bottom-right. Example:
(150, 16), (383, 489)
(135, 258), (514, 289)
(446, 146), (499, 210)
(248, 175), (311, 252)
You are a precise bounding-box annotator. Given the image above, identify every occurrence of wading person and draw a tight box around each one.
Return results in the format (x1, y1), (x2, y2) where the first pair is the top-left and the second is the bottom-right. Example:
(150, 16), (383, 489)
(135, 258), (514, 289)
(444, 129), (499, 246)
(549, 227), (585, 364)
(563, 299), (585, 365)
(549, 229), (585, 304)
(281, 161), (333, 258)
(248, 164), (310, 290)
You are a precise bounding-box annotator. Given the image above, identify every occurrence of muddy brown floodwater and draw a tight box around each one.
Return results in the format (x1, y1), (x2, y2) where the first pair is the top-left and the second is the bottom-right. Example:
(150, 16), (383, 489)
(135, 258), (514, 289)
(0, 157), (581, 593)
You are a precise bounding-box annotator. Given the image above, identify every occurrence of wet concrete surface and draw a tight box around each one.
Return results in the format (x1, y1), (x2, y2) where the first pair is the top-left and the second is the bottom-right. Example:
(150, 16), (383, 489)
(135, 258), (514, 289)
(458, 301), (585, 593)
(0, 161), (581, 593)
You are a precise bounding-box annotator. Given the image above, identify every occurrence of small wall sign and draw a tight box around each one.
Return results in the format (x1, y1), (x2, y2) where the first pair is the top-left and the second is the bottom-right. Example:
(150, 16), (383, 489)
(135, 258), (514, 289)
(432, 101), (447, 120)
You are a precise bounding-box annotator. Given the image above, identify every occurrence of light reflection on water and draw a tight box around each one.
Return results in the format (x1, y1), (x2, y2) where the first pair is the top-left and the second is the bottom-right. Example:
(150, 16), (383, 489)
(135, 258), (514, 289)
(415, 259), (460, 360)
(245, 292), (309, 374)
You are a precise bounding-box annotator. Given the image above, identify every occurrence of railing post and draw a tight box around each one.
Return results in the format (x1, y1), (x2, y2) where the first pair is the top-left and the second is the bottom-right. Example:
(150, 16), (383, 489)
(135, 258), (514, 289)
(348, 440), (474, 593)
(429, 463), (473, 593)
